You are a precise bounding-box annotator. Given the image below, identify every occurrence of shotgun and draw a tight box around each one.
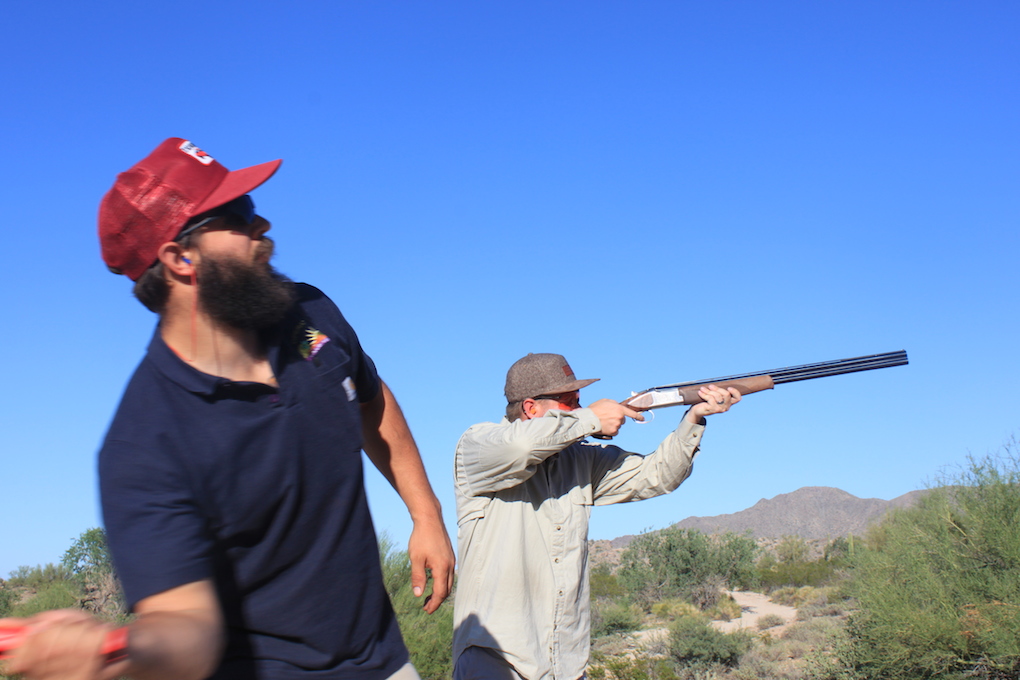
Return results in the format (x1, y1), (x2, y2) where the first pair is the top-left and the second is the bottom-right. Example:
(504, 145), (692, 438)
(623, 350), (909, 410)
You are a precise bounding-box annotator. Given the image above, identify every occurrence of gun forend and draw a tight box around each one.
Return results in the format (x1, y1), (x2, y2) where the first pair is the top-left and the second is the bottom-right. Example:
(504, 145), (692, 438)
(625, 375), (776, 410)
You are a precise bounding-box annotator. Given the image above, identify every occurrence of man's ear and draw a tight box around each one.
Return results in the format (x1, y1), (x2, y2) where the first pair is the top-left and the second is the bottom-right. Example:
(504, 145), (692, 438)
(521, 398), (537, 420)
(157, 241), (195, 277)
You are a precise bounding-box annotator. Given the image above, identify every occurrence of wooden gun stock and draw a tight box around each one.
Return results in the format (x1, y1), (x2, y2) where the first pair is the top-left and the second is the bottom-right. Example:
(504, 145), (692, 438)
(625, 374), (776, 409)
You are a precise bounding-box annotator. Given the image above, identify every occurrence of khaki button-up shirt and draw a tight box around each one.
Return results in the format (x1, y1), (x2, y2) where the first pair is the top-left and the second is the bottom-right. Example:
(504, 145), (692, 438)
(453, 408), (705, 680)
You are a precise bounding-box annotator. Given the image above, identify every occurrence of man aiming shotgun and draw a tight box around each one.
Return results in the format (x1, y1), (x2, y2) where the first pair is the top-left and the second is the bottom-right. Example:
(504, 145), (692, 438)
(452, 350), (906, 680)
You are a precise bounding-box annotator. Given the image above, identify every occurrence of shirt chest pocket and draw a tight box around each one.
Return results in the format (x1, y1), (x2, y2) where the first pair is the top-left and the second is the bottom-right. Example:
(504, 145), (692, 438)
(568, 484), (593, 507)
(303, 340), (358, 401)
(288, 341), (364, 438)
(557, 486), (593, 545)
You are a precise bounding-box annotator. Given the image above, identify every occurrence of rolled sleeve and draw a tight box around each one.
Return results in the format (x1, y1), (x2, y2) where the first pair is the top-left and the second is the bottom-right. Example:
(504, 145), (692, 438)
(455, 409), (601, 496)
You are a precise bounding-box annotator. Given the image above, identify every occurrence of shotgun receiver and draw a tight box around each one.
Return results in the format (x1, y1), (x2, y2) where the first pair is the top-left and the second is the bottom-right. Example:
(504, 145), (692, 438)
(624, 350), (909, 410)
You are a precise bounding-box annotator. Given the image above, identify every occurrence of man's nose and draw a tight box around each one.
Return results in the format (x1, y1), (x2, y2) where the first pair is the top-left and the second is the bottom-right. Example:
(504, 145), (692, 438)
(250, 215), (271, 239)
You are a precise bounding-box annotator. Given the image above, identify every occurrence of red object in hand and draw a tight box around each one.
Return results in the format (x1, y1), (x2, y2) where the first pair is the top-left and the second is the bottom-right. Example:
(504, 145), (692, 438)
(0, 625), (128, 662)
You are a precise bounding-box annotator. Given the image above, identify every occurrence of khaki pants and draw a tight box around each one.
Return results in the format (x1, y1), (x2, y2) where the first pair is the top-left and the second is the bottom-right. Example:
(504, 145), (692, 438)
(453, 647), (586, 680)
(388, 662), (422, 680)
(453, 647), (526, 680)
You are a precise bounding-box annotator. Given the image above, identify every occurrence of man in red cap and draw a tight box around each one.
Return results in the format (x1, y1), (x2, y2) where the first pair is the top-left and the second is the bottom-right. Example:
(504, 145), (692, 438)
(2, 139), (454, 680)
(452, 353), (740, 680)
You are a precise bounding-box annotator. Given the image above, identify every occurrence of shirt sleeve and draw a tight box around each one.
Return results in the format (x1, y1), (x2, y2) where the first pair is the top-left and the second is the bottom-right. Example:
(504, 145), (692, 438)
(455, 409), (602, 496)
(345, 324), (379, 404)
(589, 416), (706, 505)
(100, 439), (213, 609)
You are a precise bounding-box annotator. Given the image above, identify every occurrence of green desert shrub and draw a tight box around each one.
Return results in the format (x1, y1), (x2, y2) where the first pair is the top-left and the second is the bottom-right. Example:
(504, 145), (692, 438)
(6, 563), (72, 588)
(839, 441), (1020, 679)
(0, 587), (15, 617)
(757, 536), (848, 589)
(591, 598), (643, 637)
(668, 615), (750, 668)
(758, 559), (838, 589)
(378, 534), (454, 680)
(604, 656), (681, 680)
(10, 581), (78, 617)
(591, 563), (625, 599)
(619, 529), (758, 609)
(775, 536), (811, 564)
(62, 528), (126, 619)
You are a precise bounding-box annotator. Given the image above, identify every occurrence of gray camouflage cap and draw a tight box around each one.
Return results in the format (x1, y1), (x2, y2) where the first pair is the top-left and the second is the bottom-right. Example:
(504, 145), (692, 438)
(504, 353), (600, 402)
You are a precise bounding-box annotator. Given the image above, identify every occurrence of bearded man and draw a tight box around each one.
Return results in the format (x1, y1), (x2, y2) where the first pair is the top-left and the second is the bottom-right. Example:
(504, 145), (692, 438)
(2, 139), (454, 680)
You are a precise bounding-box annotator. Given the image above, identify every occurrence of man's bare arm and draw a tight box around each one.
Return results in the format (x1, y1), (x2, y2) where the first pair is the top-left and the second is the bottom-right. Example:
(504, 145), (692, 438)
(128, 579), (224, 680)
(0, 579), (222, 680)
(360, 380), (455, 614)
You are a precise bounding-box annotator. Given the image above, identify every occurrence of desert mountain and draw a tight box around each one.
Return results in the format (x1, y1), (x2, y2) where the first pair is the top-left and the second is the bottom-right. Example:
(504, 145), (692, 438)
(608, 486), (927, 548)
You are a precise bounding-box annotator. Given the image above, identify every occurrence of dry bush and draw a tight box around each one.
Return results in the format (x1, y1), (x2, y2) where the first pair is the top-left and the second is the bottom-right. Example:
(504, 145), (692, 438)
(591, 632), (638, 659)
(782, 617), (841, 645)
(731, 652), (802, 680)
(796, 602), (845, 620)
(652, 598), (703, 622)
(757, 613), (786, 630)
(707, 594), (742, 622)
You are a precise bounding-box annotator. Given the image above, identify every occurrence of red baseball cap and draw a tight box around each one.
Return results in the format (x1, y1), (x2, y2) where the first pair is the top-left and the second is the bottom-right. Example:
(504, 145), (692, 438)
(98, 138), (281, 280)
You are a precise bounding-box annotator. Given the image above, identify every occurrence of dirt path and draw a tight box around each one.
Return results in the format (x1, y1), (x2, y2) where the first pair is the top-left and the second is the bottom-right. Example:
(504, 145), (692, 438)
(711, 590), (798, 633)
(632, 590), (798, 646)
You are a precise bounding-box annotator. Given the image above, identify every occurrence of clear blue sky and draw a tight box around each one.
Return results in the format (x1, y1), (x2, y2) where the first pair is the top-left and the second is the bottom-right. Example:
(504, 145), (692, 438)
(2, 1), (1017, 576)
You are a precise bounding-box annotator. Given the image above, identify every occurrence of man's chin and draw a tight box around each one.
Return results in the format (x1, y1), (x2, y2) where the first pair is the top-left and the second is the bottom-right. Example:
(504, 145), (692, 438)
(197, 257), (297, 330)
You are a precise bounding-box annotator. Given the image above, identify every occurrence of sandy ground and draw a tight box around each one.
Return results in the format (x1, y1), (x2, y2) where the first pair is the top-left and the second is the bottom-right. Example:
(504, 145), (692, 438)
(632, 590), (799, 645)
(712, 590), (798, 633)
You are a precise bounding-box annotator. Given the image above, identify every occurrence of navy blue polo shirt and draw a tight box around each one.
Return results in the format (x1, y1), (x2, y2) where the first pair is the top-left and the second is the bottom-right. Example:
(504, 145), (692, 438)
(99, 284), (408, 680)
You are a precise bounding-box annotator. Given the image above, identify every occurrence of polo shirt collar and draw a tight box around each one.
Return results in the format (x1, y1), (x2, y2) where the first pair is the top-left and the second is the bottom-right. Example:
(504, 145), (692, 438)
(145, 329), (229, 396)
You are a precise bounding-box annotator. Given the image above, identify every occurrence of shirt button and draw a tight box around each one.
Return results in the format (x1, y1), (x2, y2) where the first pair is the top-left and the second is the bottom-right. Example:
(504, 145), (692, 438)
(554, 558), (560, 563)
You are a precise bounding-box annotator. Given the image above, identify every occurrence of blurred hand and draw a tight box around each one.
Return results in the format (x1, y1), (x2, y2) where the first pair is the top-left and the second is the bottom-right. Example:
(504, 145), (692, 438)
(1, 610), (118, 680)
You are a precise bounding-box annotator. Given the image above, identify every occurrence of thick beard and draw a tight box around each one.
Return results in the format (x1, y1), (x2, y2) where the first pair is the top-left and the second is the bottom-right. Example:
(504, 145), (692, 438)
(196, 252), (297, 331)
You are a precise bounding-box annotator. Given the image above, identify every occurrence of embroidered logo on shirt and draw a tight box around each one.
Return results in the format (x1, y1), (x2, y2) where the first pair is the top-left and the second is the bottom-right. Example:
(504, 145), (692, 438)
(299, 327), (331, 360)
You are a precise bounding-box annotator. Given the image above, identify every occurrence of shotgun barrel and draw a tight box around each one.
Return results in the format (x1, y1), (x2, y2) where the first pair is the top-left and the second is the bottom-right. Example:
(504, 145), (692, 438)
(626, 350), (908, 409)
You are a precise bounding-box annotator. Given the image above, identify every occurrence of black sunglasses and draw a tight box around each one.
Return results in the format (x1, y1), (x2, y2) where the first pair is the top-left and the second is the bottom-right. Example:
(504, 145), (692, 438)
(177, 195), (257, 240)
